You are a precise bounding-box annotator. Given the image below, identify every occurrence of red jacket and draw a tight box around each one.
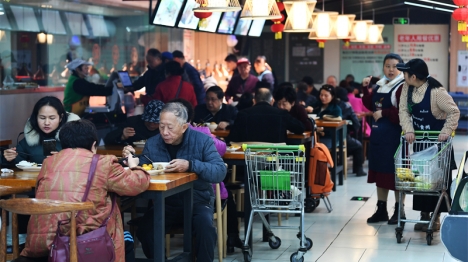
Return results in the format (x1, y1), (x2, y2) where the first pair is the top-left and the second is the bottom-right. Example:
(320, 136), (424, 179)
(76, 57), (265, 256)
(152, 75), (198, 107)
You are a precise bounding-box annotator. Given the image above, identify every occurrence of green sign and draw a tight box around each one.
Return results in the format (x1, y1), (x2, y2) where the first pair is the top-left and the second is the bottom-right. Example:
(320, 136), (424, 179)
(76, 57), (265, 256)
(393, 17), (410, 25)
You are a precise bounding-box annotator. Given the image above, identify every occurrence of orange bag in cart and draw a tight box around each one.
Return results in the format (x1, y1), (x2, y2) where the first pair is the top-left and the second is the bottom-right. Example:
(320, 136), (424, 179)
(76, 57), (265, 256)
(308, 132), (334, 198)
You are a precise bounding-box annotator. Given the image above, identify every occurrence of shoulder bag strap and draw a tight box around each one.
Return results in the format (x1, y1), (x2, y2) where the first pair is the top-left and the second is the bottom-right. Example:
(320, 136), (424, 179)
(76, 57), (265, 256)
(175, 78), (184, 99)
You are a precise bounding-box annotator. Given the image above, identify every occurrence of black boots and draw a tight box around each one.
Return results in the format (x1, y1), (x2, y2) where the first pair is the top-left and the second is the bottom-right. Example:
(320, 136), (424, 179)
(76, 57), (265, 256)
(388, 202), (406, 225)
(367, 200), (389, 223)
(226, 234), (243, 254)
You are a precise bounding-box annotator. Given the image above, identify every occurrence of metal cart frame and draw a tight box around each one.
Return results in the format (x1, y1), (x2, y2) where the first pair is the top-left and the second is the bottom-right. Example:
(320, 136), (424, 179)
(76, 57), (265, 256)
(394, 131), (453, 245)
(241, 144), (312, 262)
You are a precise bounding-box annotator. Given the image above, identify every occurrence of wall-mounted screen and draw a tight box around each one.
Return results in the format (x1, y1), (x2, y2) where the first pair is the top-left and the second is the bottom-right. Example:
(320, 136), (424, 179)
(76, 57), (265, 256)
(178, 0), (200, 29)
(198, 12), (222, 33)
(217, 11), (240, 34)
(248, 19), (265, 37)
(234, 19), (252, 36)
(152, 0), (184, 27)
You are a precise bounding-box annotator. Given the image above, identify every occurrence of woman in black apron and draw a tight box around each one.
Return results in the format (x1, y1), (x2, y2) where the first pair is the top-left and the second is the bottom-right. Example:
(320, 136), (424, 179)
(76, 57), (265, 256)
(362, 53), (407, 225)
(398, 58), (460, 231)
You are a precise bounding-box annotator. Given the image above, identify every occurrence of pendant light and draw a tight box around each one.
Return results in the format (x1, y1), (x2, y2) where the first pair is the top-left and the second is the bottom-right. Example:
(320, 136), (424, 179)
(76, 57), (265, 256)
(193, 0), (241, 12)
(334, 0), (355, 46)
(364, 10), (384, 44)
(351, 3), (373, 42)
(283, 0), (317, 32)
(241, 0), (282, 20)
(308, 0), (338, 48)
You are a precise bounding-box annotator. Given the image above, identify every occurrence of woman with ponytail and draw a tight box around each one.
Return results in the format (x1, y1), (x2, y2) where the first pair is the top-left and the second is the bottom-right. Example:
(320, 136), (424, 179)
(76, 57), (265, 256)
(398, 58), (460, 231)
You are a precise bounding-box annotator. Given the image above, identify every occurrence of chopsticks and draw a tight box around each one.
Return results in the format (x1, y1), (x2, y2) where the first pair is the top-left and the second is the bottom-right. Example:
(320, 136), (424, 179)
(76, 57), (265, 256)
(118, 153), (154, 165)
(0, 147), (35, 157)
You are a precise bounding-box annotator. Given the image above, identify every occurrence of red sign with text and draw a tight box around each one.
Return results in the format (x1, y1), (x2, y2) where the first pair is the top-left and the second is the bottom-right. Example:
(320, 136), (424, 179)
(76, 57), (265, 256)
(398, 35), (441, 42)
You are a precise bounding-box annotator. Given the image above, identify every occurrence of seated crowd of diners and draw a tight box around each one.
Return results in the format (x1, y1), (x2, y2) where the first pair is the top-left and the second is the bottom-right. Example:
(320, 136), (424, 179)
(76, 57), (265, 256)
(1, 51), (460, 262)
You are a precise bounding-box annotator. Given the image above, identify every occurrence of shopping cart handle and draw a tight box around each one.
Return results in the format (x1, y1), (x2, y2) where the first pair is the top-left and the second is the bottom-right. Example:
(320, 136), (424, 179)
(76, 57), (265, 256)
(402, 130), (455, 137)
(242, 144), (306, 152)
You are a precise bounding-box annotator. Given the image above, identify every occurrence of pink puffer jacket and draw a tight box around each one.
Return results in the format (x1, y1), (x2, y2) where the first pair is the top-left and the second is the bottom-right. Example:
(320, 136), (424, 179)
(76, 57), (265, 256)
(21, 148), (150, 261)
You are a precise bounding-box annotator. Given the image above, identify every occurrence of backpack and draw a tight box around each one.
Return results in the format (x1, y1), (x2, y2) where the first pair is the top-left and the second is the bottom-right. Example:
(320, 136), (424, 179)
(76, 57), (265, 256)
(308, 132), (334, 194)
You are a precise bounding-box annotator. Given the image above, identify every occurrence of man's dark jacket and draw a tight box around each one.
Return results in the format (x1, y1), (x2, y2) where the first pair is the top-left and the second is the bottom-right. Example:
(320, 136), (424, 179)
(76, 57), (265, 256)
(129, 64), (165, 95)
(227, 101), (305, 143)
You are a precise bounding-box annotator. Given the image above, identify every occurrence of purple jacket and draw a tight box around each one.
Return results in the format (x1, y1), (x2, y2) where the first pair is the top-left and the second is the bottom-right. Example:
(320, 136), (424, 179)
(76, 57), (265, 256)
(225, 74), (259, 102)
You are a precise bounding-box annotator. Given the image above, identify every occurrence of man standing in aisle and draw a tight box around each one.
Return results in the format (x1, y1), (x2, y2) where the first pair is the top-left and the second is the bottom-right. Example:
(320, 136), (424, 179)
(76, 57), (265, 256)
(253, 56), (275, 92)
(225, 58), (259, 105)
(172, 50), (205, 105)
(63, 59), (113, 116)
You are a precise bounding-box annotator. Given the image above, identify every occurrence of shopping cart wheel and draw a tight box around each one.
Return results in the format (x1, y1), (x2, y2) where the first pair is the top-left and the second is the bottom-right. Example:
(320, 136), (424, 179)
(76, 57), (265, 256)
(396, 232), (403, 243)
(305, 199), (317, 213)
(426, 231), (433, 245)
(315, 199), (320, 207)
(290, 251), (304, 262)
(243, 249), (252, 262)
(300, 237), (313, 250)
(268, 236), (282, 249)
(395, 227), (403, 243)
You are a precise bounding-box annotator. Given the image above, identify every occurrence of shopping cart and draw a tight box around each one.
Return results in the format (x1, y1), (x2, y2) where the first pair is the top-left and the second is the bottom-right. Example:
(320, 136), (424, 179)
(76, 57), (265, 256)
(241, 144), (312, 262)
(394, 131), (453, 245)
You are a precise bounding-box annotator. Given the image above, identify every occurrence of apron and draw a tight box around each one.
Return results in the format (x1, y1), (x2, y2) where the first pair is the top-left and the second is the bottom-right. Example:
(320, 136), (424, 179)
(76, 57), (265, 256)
(410, 86), (453, 212)
(368, 83), (402, 174)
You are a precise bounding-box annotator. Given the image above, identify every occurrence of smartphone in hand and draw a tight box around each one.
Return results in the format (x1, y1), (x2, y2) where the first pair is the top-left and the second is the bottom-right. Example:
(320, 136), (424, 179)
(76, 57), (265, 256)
(43, 139), (57, 156)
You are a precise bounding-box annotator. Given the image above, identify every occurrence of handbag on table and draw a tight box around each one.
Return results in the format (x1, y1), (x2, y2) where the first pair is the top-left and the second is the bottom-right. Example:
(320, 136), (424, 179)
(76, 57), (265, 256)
(49, 154), (116, 262)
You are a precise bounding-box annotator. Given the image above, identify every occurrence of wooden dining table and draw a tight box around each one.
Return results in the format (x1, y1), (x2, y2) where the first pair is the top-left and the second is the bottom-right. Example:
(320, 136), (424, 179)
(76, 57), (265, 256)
(0, 169), (197, 262)
(212, 130), (313, 144)
(96, 145), (144, 156)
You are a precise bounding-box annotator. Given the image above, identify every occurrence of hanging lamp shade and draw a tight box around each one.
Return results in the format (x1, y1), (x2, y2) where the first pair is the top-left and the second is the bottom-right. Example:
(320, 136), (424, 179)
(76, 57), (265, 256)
(193, 0), (241, 12)
(351, 20), (373, 42)
(308, 12), (338, 48)
(37, 32), (47, 44)
(241, 0), (282, 20)
(335, 14), (356, 39)
(365, 24), (384, 44)
(308, 12), (338, 39)
(283, 0), (317, 32)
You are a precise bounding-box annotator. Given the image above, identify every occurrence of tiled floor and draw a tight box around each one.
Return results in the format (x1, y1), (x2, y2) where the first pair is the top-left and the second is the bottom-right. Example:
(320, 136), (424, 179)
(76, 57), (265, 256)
(135, 134), (467, 262)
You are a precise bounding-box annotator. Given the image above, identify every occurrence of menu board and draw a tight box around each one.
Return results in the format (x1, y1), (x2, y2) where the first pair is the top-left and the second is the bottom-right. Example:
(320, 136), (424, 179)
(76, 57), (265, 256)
(178, 0), (200, 30)
(217, 11), (240, 34)
(234, 19), (252, 36)
(394, 24), (449, 87)
(198, 12), (222, 33)
(153, 0), (184, 27)
(289, 33), (323, 84)
(248, 19), (265, 37)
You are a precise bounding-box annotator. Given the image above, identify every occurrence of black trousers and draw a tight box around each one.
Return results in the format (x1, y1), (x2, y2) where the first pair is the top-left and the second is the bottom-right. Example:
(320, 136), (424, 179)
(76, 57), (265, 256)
(346, 134), (364, 172)
(225, 190), (239, 236)
(136, 193), (217, 261)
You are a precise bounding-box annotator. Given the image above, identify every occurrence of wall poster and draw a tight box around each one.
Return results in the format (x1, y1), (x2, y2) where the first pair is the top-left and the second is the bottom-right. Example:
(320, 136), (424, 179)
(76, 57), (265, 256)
(457, 50), (468, 87)
(394, 24), (449, 87)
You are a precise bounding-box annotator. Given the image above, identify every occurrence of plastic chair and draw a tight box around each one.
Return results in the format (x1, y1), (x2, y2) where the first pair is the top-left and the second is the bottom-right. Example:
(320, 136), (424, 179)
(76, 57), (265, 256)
(0, 198), (94, 262)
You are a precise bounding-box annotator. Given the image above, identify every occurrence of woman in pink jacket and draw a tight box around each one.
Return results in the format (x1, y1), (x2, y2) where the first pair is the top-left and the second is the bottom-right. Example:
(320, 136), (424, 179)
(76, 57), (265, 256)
(16, 119), (150, 262)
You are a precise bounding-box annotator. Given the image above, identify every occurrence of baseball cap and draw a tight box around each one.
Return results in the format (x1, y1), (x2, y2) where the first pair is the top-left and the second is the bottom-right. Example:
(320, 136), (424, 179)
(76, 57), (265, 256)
(237, 58), (250, 65)
(396, 58), (429, 79)
(141, 100), (165, 123)
(65, 59), (93, 70)
(161, 51), (173, 61)
(65, 58), (93, 70)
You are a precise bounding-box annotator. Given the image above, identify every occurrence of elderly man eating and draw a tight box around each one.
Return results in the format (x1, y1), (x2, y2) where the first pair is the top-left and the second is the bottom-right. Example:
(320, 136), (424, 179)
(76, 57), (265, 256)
(123, 102), (226, 261)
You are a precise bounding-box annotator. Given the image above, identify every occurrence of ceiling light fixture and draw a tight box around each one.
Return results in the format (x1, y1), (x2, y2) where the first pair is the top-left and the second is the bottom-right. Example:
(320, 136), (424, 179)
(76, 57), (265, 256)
(308, 0), (338, 48)
(351, 2), (373, 42)
(335, 0), (355, 46)
(404, 2), (455, 12)
(283, 0), (317, 32)
(417, 0), (457, 8)
(241, 0), (282, 20)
